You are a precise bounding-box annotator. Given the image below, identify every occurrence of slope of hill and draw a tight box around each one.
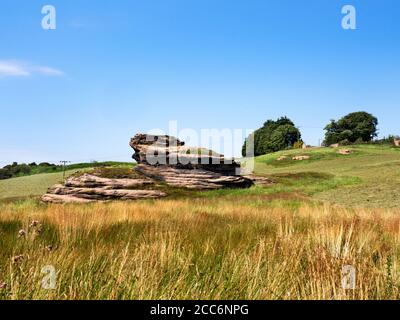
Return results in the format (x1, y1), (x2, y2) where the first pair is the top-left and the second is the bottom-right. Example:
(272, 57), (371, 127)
(0, 162), (133, 201)
(0, 170), (78, 201)
(0, 161), (133, 180)
(254, 144), (400, 208)
(0, 145), (398, 207)
(0, 145), (399, 300)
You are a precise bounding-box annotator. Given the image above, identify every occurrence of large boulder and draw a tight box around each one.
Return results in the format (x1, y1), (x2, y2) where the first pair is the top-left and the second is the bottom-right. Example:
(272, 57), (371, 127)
(130, 133), (253, 189)
(129, 133), (240, 175)
(42, 133), (265, 203)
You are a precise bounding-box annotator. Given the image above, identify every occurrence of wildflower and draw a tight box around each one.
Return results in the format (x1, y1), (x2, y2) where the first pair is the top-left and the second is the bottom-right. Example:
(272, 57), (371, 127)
(29, 220), (40, 228)
(0, 282), (6, 289)
(18, 229), (26, 237)
(12, 254), (24, 264)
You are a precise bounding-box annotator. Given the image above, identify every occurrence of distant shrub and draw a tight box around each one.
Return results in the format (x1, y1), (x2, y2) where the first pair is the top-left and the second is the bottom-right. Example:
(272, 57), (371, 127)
(339, 139), (351, 146)
(38, 162), (54, 167)
(293, 140), (304, 149)
(371, 135), (400, 145)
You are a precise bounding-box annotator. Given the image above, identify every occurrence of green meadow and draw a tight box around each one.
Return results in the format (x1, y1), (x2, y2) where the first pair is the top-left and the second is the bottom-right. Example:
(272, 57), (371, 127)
(0, 144), (399, 300)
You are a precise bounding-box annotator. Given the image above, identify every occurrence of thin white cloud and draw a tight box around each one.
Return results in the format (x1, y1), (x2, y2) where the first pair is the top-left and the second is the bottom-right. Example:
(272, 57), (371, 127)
(0, 60), (64, 77)
(31, 65), (64, 76)
(0, 60), (30, 76)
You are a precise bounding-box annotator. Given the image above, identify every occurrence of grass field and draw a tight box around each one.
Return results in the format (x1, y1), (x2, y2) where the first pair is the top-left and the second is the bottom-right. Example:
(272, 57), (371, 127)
(255, 144), (400, 208)
(0, 145), (399, 300)
(0, 162), (133, 201)
(0, 170), (78, 201)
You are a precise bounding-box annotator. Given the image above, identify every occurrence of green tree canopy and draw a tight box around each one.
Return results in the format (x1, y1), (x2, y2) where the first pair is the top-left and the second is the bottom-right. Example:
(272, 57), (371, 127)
(323, 111), (378, 145)
(242, 117), (301, 156)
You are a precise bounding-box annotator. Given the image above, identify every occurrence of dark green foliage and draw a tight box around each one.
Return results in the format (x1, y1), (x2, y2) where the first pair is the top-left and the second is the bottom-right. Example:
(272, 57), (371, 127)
(372, 135), (400, 145)
(323, 111), (378, 145)
(0, 161), (133, 180)
(242, 117), (301, 156)
(0, 163), (34, 179)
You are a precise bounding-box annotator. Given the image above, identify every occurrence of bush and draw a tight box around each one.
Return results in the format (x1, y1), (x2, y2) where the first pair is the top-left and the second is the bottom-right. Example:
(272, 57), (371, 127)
(293, 140), (304, 149)
(371, 135), (400, 145)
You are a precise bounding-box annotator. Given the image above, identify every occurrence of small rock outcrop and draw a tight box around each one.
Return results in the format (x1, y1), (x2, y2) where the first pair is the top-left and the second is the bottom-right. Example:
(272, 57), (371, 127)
(41, 174), (166, 203)
(292, 155), (310, 161)
(394, 139), (400, 147)
(338, 149), (352, 155)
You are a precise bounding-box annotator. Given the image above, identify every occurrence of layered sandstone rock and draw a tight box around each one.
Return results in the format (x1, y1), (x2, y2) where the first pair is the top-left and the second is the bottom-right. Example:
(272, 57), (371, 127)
(42, 133), (265, 203)
(292, 155), (310, 161)
(338, 149), (352, 155)
(135, 164), (253, 189)
(130, 133), (253, 189)
(129, 133), (240, 175)
(41, 174), (166, 203)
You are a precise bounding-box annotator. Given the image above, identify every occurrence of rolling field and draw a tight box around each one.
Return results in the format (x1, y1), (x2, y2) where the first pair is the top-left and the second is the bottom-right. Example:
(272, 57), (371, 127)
(255, 144), (400, 208)
(0, 170), (78, 201)
(0, 145), (399, 300)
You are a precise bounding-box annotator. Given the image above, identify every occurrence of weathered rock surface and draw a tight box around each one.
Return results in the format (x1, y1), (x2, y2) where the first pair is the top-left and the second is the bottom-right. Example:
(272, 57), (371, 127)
(65, 173), (153, 188)
(42, 133), (273, 203)
(130, 133), (254, 189)
(394, 139), (400, 147)
(242, 175), (274, 186)
(130, 133), (240, 175)
(338, 149), (352, 155)
(292, 155), (310, 161)
(41, 193), (96, 204)
(135, 164), (253, 190)
(41, 174), (166, 203)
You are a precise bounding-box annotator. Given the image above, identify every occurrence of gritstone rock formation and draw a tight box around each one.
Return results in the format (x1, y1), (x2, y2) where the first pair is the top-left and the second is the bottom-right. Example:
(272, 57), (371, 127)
(129, 133), (240, 175)
(41, 173), (166, 203)
(130, 133), (254, 189)
(42, 133), (271, 203)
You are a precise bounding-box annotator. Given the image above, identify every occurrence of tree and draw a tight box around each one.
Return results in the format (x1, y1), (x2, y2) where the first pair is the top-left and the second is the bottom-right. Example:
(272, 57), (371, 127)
(323, 112), (378, 145)
(242, 116), (301, 156)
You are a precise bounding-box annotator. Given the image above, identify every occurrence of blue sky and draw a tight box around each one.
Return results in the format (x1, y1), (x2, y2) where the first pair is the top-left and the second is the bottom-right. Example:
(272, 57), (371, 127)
(1, 0), (399, 165)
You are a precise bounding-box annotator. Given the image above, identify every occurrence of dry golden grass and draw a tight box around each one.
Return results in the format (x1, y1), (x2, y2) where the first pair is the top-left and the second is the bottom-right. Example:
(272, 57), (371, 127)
(1, 198), (400, 300)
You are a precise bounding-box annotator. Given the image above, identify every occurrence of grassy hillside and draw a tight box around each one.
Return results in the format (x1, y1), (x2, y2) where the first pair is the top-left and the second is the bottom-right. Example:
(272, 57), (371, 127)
(0, 170), (78, 201)
(0, 161), (133, 180)
(0, 162), (133, 201)
(254, 144), (400, 208)
(0, 145), (399, 208)
(0, 145), (399, 300)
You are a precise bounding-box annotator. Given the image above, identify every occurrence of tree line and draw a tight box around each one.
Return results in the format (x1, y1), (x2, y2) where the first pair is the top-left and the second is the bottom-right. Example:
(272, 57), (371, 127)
(243, 111), (398, 156)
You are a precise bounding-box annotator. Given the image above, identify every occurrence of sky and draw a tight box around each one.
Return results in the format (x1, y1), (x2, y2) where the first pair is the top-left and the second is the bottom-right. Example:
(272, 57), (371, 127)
(0, 0), (399, 165)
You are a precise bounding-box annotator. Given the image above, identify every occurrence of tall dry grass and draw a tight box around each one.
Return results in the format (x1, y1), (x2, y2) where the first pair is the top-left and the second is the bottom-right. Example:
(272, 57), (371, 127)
(0, 198), (400, 300)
